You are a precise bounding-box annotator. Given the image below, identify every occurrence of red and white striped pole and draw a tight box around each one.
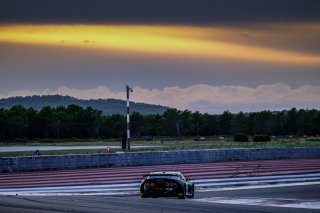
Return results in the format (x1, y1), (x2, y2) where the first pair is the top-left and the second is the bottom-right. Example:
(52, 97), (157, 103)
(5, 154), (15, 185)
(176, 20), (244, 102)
(126, 85), (133, 151)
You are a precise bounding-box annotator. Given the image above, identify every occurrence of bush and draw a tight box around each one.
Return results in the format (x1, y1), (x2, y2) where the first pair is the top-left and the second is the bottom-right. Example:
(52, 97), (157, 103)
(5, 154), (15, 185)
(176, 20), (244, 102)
(306, 137), (320, 142)
(253, 135), (271, 142)
(233, 133), (249, 142)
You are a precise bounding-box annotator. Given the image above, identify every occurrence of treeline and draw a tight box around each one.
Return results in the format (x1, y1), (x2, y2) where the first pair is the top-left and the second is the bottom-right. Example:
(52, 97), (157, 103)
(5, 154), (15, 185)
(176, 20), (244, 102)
(0, 105), (319, 140)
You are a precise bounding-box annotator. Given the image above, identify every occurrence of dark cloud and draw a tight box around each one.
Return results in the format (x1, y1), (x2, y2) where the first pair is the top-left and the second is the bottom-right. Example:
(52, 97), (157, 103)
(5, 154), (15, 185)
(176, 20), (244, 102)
(1, 0), (320, 25)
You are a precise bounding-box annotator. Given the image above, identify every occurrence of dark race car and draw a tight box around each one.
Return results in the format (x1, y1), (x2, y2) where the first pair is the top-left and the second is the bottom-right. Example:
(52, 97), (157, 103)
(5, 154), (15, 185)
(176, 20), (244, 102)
(140, 171), (194, 199)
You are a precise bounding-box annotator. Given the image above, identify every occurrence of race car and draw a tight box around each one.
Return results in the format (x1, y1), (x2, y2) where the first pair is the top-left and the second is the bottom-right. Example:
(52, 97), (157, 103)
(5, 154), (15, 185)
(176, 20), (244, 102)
(140, 171), (194, 199)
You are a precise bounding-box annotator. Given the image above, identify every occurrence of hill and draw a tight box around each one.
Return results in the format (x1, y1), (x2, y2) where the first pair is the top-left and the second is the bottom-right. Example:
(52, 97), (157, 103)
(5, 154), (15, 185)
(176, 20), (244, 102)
(0, 95), (169, 115)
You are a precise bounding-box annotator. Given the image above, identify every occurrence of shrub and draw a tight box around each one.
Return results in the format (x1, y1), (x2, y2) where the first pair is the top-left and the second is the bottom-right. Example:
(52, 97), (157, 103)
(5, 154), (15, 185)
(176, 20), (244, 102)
(253, 135), (271, 142)
(233, 133), (249, 142)
(306, 137), (320, 142)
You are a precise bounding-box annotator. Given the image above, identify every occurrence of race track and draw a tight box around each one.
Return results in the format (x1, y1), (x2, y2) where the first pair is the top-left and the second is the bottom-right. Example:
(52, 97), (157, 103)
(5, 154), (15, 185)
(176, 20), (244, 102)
(1, 158), (320, 189)
(0, 158), (319, 212)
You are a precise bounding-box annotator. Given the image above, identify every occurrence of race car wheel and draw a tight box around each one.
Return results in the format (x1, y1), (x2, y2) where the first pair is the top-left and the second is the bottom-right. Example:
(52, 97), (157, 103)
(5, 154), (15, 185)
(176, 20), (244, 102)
(178, 192), (185, 199)
(141, 193), (149, 198)
(186, 189), (194, 198)
(186, 186), (194, 198)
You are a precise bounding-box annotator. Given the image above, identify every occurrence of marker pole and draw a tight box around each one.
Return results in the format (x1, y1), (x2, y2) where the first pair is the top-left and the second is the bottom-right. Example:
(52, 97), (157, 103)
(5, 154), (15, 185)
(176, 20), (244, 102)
(126, 85), (132, 151)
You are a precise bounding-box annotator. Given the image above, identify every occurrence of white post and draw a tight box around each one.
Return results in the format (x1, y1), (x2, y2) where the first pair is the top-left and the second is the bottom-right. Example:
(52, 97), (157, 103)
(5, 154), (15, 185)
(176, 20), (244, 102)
(126, 85), (133, 151)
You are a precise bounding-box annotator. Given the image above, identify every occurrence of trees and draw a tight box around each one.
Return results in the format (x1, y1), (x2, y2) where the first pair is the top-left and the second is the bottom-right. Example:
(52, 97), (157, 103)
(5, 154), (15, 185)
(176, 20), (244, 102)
(231, 111), (248, 134)
(251, 110), (273, 135)
(54, 106), (72, 138)
(131, 112), (145, 137)
(285, 108), (298, 135)
(180, 110), (194, 136)
(192, 111), (203, 136)
(271, 111), (286, 136)
(308, 110), (320, 135)
(0, 108), (8, 140)
(100, 114), (125, 138)
(201, 113), (218, 136)
(218, 111), (233, 135)
(0, 105), (319, 141)
(6, 105), (29, 140)
(33, 106), (57, 138)
(163, 108), (182, 137)
(73, 107), (102, 138)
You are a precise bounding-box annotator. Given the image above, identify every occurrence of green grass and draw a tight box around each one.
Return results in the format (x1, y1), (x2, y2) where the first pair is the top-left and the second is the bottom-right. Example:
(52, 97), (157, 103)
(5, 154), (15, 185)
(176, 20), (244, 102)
(141, 138), (320, 150)
(0, 138), (120, 147)
(0, 149), (123, 157)
(0, 138), (319, 158)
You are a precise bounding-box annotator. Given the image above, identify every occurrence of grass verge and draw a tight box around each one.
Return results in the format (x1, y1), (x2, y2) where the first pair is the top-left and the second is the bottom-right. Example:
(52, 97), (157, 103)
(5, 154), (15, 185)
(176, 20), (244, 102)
(0, 138), (319, 158)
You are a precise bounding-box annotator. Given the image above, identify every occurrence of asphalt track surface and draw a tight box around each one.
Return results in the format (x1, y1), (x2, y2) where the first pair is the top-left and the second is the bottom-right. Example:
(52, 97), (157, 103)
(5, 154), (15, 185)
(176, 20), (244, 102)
(0, 184), (319, 213)
(0, 158), (319, 212)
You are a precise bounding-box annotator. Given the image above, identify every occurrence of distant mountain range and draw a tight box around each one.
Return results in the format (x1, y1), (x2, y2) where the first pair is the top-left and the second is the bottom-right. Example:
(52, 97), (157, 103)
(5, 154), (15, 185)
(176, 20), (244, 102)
(0, 95), (169, 115)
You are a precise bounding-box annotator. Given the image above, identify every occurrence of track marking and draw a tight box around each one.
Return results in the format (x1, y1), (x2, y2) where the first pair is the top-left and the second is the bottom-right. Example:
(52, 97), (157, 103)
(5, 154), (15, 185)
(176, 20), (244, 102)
(195, 173), (320, 183)
(1, 173), (319, 192)
(1, 179), (319, 196)
(0, 159), (319, 196)
(196, 177), (320, 187)
(193, 196), (320, 210)
(197, 181), (320, 192)
(1, 159), (320, 189)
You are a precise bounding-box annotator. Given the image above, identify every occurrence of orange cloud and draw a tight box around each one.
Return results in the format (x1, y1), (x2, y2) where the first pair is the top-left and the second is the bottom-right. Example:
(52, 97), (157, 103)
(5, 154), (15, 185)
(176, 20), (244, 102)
(0, 24), (320, 65)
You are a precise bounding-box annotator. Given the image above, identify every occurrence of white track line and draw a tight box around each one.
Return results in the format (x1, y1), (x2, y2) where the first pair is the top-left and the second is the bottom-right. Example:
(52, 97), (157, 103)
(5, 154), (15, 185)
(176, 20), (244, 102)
(196, 177), (320, 187)
(1, 175), (319, 196)
(193, 196), (320, 210)
(197, 181), (320, 192)
(2, 181), (320, 196)
(194, 173), (320, 183)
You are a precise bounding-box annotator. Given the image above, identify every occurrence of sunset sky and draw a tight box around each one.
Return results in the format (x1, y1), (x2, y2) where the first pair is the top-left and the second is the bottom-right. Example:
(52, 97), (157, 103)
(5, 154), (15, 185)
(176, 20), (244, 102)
(1, 0), (320, 113)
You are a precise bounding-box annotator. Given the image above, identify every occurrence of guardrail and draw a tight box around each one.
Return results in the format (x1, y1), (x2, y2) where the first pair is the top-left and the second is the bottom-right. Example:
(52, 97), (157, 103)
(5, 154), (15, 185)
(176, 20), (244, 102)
(1, 147), (320, 172)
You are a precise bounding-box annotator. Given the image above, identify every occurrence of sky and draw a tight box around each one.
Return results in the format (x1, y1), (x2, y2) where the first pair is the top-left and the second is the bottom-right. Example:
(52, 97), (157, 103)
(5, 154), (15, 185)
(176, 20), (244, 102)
(0, 0), (320, 114)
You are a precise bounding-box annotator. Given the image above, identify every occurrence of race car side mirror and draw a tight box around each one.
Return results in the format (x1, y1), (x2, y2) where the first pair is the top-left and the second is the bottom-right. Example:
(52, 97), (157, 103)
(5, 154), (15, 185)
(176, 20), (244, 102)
(186, 177), (191, 181)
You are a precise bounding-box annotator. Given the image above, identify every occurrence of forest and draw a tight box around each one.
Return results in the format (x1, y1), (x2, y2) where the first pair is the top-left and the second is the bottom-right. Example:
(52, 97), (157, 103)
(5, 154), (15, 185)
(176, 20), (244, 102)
(0, 105), (319, 140)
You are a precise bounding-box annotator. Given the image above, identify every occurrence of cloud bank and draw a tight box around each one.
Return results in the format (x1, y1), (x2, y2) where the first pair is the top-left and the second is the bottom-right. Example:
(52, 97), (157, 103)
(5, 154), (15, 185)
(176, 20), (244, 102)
(1, 83), (319, 114)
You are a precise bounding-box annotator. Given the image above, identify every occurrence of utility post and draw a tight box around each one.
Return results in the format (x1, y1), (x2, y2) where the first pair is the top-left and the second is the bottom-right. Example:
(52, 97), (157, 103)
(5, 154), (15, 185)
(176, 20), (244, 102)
(126, 85), (133, 151)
